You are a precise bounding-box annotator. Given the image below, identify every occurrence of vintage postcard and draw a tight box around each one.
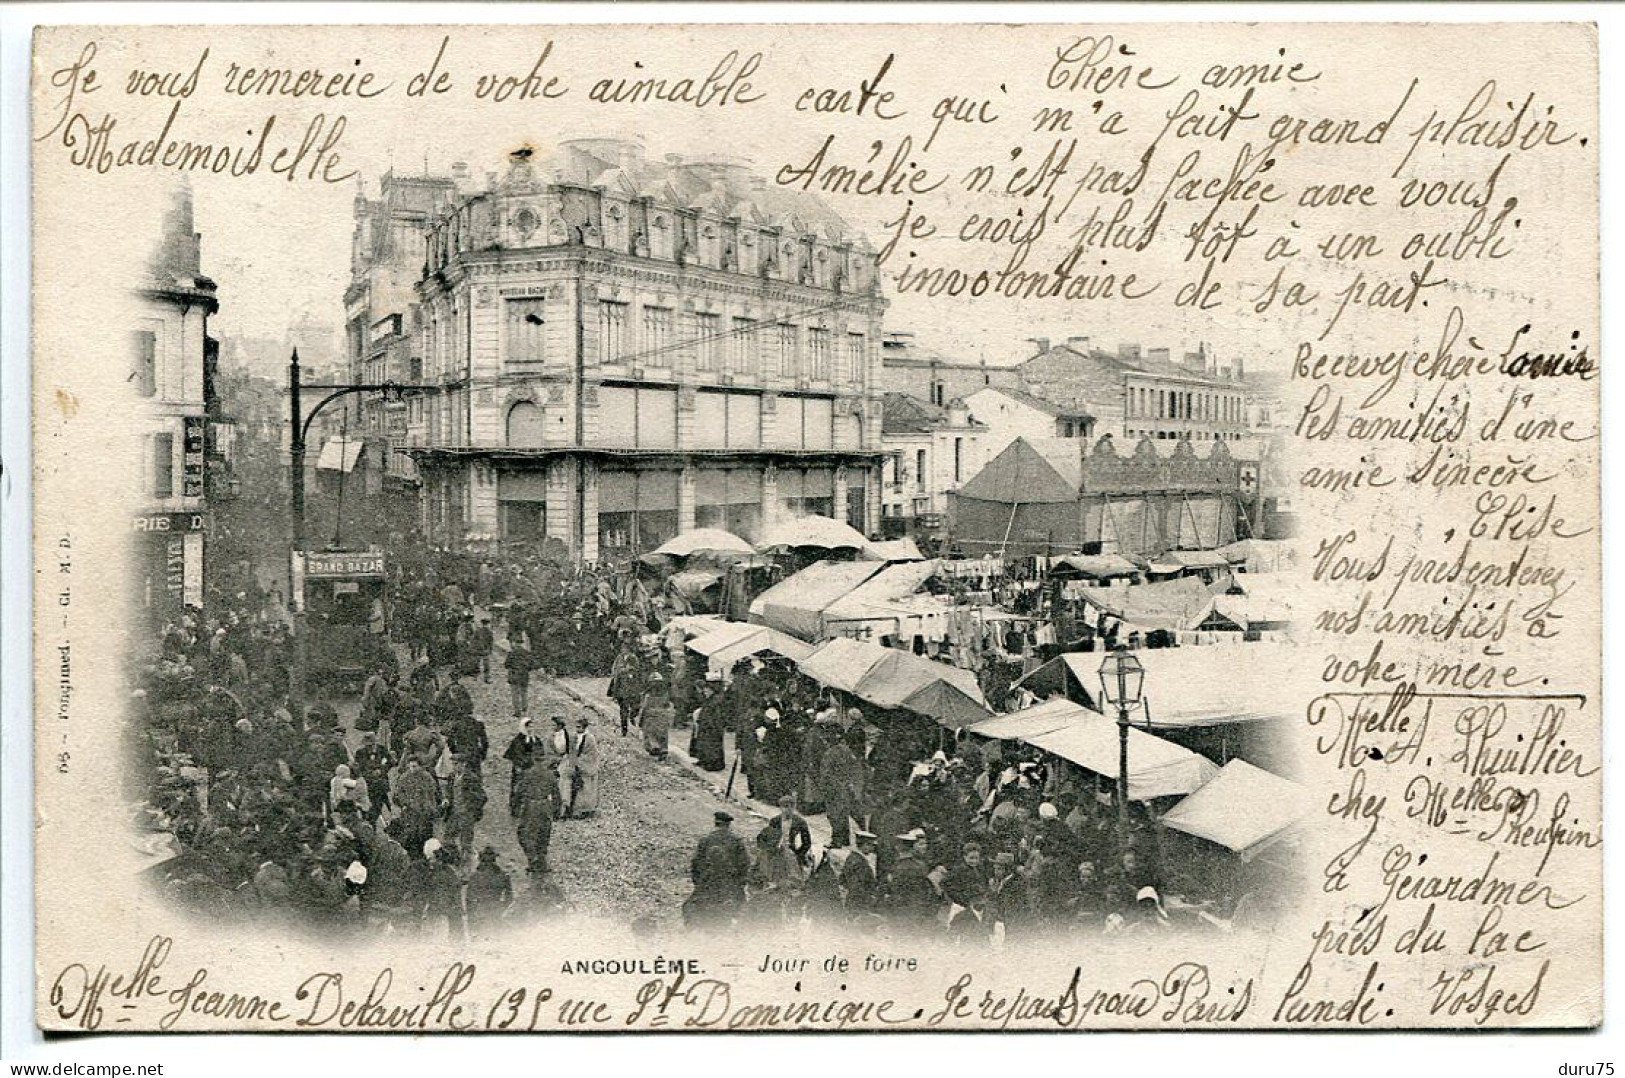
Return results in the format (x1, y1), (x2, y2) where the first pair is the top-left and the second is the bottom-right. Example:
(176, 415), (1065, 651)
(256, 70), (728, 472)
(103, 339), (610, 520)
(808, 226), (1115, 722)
(30, 21), (1599, 1031)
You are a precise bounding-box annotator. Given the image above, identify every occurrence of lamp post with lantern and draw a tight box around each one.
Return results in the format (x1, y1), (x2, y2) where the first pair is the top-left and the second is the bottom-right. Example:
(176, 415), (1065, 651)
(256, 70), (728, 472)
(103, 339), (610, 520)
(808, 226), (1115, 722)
(1098, 648), (1147, 824)
(286, 347), (429, 717)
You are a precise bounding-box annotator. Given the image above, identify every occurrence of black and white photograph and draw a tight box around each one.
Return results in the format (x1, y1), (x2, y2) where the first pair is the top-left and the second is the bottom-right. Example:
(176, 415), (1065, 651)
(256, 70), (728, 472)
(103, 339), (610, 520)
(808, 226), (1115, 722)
(128, 142), (1301, 945)
(12, 14), (1602, 1043)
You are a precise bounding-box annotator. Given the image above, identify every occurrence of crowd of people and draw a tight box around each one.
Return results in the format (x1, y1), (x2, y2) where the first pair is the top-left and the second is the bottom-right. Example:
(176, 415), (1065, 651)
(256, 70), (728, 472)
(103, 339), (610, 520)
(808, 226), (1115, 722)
(596, 637), (1287, 941)
(129, 547), (652, 939)
(131, 523), (1287, 944)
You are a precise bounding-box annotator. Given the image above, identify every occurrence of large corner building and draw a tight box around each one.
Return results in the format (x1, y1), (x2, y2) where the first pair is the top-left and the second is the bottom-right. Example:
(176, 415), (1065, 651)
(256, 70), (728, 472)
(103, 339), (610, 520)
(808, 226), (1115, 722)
(404, 139), (887, 560)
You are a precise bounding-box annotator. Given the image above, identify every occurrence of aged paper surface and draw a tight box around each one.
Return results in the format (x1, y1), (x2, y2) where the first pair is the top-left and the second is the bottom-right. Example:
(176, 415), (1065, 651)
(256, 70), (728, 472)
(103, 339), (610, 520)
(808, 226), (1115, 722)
(30, 22), (1599, 1031)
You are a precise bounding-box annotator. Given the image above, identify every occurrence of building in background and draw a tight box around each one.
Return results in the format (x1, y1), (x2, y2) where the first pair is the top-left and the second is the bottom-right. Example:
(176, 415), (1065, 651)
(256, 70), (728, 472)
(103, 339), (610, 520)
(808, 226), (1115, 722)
(949, 434), (1278, 560)
(877, 330), (1019, 405)
(1017, 336), (1250, 443)
(1243, 369), (1286, 434)
(131, 185), (219, 624)
(339, 169), (464, 543)
(962, 385), (1096, 461)
(406, 140), (888, 560)
(878, 392), (988, 538)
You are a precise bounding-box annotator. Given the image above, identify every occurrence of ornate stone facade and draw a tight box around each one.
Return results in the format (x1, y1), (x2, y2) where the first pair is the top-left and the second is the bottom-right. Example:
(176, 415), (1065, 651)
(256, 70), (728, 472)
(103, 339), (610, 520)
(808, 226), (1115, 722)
(407, 140), (887, 560)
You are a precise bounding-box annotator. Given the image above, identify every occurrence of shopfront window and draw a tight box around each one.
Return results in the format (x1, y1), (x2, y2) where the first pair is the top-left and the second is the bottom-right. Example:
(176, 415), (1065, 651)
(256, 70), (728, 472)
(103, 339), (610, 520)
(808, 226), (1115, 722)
(498, 470), (548, 542)
(694, 467), (763, 542)
(598, 470), (679, 557)
(780, 467), (834, 519)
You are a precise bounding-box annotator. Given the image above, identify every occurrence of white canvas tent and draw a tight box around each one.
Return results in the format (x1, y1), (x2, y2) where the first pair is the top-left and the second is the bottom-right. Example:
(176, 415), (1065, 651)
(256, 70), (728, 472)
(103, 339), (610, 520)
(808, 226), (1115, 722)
(652, 528), (755, 557)
(969, 698), (1217, 800)
(1074, 576), (1216, 632)
(798, 637), (988, 714)
(757, 514), (871, 551)
(1014, 643), (1297, 728)
(1024, 712), (1218, 800)
(749, 560), (885, 641)
(967, 697), (1087, 740)
(686, 621), (814, 674)
(1161, 759), (1311, 857)
(823, 560), (946, 638)
(863, 537), (926, 562)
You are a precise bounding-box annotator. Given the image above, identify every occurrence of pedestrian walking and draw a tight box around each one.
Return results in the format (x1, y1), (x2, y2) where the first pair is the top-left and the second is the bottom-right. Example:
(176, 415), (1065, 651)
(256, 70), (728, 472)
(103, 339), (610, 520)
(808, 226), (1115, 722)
(685, 810), (749, 929)
(505, 638), (533, 718)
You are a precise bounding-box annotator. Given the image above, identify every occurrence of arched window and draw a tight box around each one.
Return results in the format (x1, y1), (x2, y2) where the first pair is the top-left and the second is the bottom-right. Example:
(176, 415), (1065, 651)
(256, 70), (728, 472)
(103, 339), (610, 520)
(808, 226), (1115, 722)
(506, 400), (546, 448)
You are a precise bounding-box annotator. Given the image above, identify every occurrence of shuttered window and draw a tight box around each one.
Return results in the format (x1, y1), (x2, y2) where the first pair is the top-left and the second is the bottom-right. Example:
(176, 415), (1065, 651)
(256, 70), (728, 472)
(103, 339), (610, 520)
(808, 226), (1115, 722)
(506, 298), (546, 369)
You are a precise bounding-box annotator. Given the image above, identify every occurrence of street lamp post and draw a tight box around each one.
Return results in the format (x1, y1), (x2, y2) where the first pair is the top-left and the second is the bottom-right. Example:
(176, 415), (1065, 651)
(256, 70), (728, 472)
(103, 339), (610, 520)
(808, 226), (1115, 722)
(1098, 647), (1146, 824)
(288, 350), (307, 718)
(286, 347), (430, 717)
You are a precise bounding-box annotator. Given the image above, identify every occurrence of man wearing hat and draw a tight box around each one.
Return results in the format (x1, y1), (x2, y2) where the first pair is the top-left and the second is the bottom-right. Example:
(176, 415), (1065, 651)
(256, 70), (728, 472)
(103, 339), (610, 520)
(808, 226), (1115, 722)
(465, 847), (513, 934)
(883, 830), (939, 924)
(503, 718), (542, 817)
(818, 728), (864, 849)
(840, 829), (881, 912)
(760, 795), (812, 870)
(686, 810), (749, 929)
(514, 757), (561, 879)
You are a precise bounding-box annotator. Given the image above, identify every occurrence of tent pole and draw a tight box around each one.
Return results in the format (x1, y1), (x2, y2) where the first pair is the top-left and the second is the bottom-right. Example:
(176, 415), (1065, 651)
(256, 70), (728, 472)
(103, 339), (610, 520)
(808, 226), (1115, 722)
(998, 456), (1024, 562)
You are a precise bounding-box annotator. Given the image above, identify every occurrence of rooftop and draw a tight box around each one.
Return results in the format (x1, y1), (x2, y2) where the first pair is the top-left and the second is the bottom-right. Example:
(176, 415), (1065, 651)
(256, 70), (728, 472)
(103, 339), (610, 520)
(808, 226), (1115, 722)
(880, 392), (985, 434)
(969, 385), (1095, 420)
(474, 138), (860, 242)
(1025, 341), (1247, 388)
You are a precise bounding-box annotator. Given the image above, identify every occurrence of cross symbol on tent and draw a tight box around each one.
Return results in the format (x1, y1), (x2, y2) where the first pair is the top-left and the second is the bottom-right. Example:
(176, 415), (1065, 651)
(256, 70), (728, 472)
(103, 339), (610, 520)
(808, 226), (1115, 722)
(1239, 466), (1258, 495)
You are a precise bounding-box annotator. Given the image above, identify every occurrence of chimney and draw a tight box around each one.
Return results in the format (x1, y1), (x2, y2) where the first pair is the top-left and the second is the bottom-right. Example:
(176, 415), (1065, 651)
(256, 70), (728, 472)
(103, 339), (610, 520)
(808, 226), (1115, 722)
(1119, 342), (1142, 361)
(1066, 335), (1091, 352)
(1147, 347), (1171, 365)
(1028, 337), (1051, 354)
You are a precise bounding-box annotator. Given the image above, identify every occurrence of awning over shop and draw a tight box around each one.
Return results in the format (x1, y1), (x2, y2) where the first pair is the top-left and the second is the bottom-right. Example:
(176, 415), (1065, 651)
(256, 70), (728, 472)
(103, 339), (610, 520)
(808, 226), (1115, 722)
(757, 514), (871, 551)
(1074, 575), (1216, 632)
(967, 697), (1087, 740)
(798, 637), (988, 716)
(1013, 643), (1299, 727)
(687, 621), (814, 674)
(749, 560), (885, 641)
(1166, 549), (1232, 569)
(900, 679), (992, 730)
(968, 697), (1217, 800)
(316, 437), (365, 473)
(1053, 554), (1141, 578)
(1162, 759), (1311, 856)
(1216, 539), (1295, 573)
(863, 538), (926, 562)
